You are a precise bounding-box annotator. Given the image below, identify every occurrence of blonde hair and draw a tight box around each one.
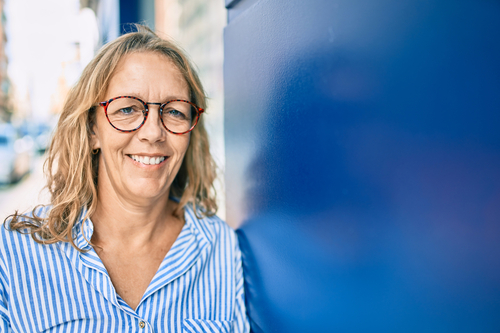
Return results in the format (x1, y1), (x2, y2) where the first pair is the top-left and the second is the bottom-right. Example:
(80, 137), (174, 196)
(6, 25), (217, 249)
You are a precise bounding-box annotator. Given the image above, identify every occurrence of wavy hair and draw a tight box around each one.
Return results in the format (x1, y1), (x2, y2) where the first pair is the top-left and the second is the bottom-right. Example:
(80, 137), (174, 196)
(6, 25), (217, 250)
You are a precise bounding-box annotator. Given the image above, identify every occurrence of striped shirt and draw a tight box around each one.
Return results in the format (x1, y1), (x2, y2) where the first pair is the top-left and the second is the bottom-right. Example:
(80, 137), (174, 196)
(0, 205), (249, 332)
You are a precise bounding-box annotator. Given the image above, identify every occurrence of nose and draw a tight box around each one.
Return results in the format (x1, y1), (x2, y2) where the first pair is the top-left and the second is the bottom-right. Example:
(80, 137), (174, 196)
(137, 103), (166, 143)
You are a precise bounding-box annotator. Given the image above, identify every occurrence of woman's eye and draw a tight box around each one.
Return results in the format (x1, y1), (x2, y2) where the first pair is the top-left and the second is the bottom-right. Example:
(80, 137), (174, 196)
(167, 109), (186, 118)
(120, 107), (135, 114)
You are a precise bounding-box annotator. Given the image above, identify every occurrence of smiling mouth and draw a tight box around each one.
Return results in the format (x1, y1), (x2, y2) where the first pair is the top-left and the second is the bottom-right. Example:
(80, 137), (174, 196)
(128, 155), (167, 165)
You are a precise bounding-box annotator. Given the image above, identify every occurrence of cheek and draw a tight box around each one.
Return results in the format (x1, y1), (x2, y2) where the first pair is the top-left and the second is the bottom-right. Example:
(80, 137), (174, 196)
(92, 113), (111, 149)
(100, 133), (120, 153)
(96, 127), (132, 161)
(172, 134), (191, 158)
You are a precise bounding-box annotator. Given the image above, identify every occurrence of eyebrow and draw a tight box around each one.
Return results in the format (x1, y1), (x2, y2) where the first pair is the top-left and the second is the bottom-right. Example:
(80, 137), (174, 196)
(113, 94), (191, 103)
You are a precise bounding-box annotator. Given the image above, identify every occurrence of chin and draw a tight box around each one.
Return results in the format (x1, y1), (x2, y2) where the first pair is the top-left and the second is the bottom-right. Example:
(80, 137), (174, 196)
(125, 179), (171, 201)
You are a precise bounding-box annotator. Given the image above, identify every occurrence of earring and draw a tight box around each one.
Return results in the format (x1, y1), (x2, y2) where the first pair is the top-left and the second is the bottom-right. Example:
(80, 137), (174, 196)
(92, 148), (100, 155)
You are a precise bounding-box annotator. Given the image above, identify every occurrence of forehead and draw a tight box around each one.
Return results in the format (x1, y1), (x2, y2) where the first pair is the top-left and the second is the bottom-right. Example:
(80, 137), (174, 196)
(104, 51), (189, 100)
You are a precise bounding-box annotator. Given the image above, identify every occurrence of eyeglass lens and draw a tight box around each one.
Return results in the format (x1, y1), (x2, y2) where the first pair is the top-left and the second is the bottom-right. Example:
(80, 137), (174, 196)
(106, 98), (196, 133)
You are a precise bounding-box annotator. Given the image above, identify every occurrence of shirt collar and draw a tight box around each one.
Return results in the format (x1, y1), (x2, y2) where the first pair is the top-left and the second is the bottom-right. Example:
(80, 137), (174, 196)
(71, 204), (210, 252)
(65, 204), (214, 311)
(72, 206), (94, 251)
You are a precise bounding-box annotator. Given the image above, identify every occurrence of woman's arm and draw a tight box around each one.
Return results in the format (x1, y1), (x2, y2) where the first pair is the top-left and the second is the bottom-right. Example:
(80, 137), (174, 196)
(232, 234), (250, 333)
(0, 243), (10, 331)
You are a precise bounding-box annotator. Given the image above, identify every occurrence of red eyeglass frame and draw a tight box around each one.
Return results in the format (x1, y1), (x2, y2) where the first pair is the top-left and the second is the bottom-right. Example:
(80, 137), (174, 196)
(98, 95), (204, 135)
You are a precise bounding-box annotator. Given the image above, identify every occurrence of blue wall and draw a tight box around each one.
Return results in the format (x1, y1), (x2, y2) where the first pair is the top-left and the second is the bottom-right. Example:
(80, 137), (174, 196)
(118, 0), (154, 33)
(224, 0), (500, 332)
(119, 0), (139, 33)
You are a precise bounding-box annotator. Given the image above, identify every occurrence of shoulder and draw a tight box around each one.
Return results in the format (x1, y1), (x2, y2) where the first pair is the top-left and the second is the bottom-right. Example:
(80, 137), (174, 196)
(0, 205), (53, 263)
(2, 205), (51, 225)
(2, 204), (45, 230)
(1, 204), (50, 233)
(184, 206), (239, 252)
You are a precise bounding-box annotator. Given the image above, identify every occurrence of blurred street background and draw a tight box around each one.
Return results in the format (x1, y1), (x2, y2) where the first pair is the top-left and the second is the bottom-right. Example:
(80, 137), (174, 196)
(0, 0), (228, 223)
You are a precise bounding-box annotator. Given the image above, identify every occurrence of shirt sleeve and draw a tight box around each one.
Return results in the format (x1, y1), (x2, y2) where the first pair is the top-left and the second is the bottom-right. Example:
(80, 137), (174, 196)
(0, 316), (9, 333)
(232, 233), (250, 333)
(0, 245), (10, 332)
(0, 294), (8, 332)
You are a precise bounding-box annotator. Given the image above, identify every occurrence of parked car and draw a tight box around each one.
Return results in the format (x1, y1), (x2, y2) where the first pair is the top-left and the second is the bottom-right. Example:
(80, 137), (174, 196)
(0, 123), (32, 184)
(33, 122), (52, 153)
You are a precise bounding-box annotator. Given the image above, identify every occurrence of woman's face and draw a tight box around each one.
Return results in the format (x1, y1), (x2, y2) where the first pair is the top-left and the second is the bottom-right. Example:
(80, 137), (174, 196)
(91, 51), (191, 204)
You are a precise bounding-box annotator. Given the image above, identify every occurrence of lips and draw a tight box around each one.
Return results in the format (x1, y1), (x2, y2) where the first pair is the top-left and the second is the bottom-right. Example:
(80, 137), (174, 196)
(129, 154), (167, 165)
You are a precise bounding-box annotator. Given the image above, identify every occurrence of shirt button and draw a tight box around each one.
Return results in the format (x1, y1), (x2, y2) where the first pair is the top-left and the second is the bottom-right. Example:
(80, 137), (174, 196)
(139, 321), (146, 328)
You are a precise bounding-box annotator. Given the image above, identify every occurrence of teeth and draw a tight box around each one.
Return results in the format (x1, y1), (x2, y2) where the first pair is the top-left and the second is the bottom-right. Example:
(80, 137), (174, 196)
(130, 155), (165, 165)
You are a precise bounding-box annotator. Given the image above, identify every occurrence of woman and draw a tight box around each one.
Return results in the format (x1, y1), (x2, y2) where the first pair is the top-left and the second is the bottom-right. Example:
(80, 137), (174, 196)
(0, 26), (249, 332)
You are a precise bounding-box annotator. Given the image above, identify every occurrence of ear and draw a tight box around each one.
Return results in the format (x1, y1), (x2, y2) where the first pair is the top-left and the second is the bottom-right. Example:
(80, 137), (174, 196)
(90, 128), (101, 150)
(89, 107), (101, 150)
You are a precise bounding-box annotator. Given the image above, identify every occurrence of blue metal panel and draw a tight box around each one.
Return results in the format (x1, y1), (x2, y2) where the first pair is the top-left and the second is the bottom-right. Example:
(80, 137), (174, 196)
(119, 0), (154, 33)
(224, 0), (500, 332)
(225, 0), (260, 21)
(119, 0), (139, 33)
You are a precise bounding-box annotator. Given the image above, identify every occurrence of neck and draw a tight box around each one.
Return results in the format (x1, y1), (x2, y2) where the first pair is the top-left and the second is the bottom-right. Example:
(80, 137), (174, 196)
(90, 179), (182, 251)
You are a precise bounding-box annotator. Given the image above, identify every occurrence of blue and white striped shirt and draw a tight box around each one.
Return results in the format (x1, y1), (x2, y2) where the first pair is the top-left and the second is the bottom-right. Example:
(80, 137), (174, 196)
(0, 205), (249, 332)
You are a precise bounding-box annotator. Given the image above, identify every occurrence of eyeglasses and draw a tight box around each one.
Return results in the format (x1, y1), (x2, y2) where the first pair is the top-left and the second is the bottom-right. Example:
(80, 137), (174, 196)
(99, 96), (204, 134)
